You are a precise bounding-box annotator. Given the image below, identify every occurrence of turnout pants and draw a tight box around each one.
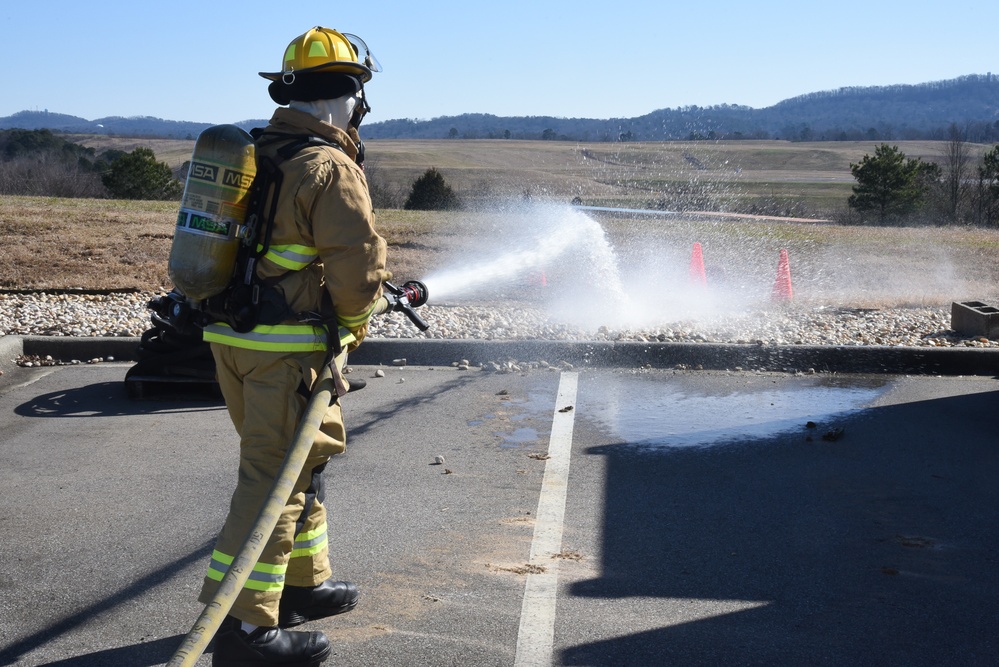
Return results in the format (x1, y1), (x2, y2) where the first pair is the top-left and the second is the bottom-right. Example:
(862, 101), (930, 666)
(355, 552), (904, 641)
(199, 344), (347, 627)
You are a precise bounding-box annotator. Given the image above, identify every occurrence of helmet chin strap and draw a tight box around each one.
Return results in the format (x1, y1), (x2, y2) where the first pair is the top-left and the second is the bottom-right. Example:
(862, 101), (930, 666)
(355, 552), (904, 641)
(289, 94), (359, 131)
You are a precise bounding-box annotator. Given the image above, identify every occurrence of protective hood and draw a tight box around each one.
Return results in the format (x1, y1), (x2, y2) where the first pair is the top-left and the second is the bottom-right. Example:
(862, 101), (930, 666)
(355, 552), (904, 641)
(288, 93), (360, 132)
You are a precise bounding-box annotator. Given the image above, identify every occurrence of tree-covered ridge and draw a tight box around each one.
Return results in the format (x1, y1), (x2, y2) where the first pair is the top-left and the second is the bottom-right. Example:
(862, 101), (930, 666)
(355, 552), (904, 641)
(364, 74), (999, 142)
(3, 74), (998, 142)
(0, 128), (180, 199)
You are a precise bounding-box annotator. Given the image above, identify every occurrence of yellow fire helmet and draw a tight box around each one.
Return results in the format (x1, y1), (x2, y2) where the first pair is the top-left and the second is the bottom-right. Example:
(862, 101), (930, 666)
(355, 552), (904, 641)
(260, 27), (382, 85)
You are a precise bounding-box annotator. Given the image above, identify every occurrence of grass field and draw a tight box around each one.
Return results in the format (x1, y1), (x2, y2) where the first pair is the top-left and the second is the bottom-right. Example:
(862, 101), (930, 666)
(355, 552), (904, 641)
(4, 138), (999, 310)
(65, 135), (992, 216)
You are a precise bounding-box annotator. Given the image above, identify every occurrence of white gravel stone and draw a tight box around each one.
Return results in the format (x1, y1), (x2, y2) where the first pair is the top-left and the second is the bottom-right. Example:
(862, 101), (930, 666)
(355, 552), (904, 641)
(1, 291), (997, 349)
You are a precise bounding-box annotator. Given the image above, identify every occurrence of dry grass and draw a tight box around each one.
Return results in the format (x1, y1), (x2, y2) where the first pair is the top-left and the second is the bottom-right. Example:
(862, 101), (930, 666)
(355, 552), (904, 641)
(4, 195), (999, 311)
(63, 135), (990, 215)
(0, 196), (176, 290)
(3, 138), (999, 305)
(0, 197), (464, 291)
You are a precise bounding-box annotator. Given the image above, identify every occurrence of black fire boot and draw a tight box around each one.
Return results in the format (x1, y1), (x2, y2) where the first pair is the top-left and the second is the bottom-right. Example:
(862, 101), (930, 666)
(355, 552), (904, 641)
(279, 580), (360, 628)
(212, 616), (331, 667)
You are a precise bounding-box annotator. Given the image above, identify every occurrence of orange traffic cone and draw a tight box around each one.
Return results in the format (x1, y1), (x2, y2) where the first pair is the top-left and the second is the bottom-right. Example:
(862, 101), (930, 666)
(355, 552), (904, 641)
(689, 242), (707, 285)
(527, 270), (548, 287)
(772, 249), (793, 301)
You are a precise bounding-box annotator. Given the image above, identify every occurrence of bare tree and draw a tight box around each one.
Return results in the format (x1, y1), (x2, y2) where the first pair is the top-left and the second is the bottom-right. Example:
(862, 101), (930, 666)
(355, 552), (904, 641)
(361, 157), (406, 209)
(972, 144), (999, 227)
(0, 154), (106, 198)
(941, 123), (973, 222)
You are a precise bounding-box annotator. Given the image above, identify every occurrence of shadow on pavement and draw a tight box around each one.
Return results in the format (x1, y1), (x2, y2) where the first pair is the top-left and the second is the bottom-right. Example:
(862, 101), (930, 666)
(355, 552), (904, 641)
(13, 382), (225, 418)
(346, 373), (479, 440)
(0, 543), (215, 667)
(564, 390), (999, 665)
(19, 635), (189, 667)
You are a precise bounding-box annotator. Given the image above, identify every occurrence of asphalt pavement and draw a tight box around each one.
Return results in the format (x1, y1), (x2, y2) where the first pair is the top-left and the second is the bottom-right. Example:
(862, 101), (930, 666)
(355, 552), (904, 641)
(0, 339), (997, 666)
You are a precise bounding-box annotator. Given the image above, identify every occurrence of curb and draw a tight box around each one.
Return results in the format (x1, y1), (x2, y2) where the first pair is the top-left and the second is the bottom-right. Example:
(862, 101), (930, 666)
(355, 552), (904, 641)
(3, 335), (999, 376)
(347, 339), (999, 376)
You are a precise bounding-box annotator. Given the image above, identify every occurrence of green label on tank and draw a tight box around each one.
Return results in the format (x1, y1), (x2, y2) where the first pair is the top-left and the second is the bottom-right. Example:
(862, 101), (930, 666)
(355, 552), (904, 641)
(188, 213), (230, 236)
(176, 209), (232, 237)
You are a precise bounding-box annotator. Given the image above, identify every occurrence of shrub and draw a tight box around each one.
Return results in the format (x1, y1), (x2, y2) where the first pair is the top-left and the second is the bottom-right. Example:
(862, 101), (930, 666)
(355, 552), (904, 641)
(101, 147), (182, 200)
(403, 167), (461, 210)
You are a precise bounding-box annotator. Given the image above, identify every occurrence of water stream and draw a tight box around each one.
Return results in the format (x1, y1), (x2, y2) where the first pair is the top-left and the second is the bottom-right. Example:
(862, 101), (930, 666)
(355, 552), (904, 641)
(418, 201), (762, 330)
(414, 199), (969, 333)
(424, 203), (626, 302)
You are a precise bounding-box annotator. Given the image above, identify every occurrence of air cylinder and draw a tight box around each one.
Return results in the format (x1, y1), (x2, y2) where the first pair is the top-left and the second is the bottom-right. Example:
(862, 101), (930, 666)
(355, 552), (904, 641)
(168, 125), (256, 301)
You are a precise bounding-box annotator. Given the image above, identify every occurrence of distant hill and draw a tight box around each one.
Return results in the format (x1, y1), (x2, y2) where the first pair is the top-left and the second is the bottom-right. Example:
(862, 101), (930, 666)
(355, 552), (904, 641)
(0, 111), (261, 140)
(4, 74), (998, 143)
(363, 74), (999, 143)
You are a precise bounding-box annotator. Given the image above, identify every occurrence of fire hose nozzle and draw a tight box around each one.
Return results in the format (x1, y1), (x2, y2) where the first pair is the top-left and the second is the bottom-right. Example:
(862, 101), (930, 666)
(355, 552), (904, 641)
(381, 280), (430, 330)
(398, 280), (429, 308)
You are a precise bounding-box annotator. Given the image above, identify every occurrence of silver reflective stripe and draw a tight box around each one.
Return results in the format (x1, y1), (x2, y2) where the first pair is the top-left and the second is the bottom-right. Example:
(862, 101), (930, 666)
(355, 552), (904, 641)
(247, 570), (285, 585)
(208, 555), (285, 585)
(208, 554), (230, 577)
(258, 243), (319, 271)
(203, 322), (355, 352)
(202, 323), (325, 352)
(207, 551), (287, 591)
(293, 532), (327, 551)
(205, 328), (323, 344)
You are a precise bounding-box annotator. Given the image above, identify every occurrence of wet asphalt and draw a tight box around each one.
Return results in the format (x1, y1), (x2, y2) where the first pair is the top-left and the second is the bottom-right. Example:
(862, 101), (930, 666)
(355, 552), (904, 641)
(0, 340), (997, 666)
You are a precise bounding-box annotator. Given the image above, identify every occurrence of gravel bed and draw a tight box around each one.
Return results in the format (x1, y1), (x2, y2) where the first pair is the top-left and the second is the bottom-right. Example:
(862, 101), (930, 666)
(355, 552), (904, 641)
(2, 291), (997, 349)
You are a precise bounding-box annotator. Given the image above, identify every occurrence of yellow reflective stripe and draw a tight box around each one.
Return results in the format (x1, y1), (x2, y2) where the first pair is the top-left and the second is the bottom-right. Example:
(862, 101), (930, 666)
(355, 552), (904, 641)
(203, 322), (355, 352)
(290, 524), (328, 559)
(336, 300), (378, 329)
(295, 524), (328, 543)
(206, 549), (287, 592)
(257, 243), (319, 271)
(290, 542), (327, 559)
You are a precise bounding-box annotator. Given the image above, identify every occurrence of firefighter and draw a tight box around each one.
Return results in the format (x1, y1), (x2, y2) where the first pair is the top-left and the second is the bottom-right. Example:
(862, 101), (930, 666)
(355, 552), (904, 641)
(202, 27), (388, 667)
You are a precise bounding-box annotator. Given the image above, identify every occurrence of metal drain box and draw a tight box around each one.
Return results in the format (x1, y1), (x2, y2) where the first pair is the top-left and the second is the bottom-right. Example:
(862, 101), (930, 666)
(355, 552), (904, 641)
(951, 301), (999, 339)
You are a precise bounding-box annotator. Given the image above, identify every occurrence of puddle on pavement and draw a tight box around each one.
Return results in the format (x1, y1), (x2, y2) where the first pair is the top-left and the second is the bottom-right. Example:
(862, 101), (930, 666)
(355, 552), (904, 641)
(484, 386), (557, 447)
(584, 373), (891, 450)
(498, 426), (541, 447)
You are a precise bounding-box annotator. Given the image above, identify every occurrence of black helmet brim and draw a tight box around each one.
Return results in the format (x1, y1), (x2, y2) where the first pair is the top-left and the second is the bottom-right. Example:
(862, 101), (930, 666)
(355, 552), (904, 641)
(268, 72), (362, 105)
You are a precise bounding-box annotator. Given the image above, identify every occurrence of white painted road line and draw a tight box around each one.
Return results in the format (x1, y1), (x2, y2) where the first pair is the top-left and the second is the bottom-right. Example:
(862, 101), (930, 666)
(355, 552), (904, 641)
(514, 372), (579, 667)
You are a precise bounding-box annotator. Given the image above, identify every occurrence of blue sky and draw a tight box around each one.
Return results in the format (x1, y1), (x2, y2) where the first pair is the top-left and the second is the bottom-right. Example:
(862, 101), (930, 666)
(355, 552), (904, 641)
(2, 1), (996, 126)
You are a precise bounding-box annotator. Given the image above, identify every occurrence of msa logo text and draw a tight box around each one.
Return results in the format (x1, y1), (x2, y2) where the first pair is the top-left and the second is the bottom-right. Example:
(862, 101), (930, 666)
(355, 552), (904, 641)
(223, 169), (254, 189)
(189, 162), (218, 182)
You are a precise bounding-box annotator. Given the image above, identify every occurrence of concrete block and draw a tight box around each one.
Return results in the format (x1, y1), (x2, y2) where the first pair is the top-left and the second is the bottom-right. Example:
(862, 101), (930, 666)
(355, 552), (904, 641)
(951, 301), (999, 339)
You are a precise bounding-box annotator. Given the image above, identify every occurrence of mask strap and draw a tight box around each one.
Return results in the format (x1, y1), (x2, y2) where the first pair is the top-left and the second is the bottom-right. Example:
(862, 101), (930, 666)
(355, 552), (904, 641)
(350, 90), (371, 129)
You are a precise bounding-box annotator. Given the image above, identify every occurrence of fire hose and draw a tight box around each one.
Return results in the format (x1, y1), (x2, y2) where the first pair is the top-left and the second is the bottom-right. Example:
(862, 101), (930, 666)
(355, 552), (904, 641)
(167, 280), (428, 667)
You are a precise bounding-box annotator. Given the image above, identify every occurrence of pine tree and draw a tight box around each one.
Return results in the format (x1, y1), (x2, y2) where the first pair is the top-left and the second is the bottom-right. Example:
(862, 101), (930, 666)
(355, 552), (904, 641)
(848, 144), (940, 224)
(403, 167), (461, 210)
(101, 148), (182, 200)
